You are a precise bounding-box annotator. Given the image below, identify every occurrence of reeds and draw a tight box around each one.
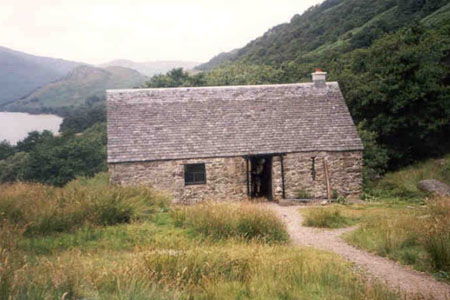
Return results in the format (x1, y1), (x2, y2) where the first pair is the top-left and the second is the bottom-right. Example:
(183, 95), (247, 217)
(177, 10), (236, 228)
(0, 175), (169, 236)
(172, 202), (289, 243)
(6, 243), (398, 299)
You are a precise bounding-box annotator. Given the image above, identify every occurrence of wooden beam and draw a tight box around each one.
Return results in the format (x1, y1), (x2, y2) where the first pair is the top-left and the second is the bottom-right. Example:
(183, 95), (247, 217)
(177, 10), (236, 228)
(323, 158), (331, 200)
(280, 155), (285, 199)
(246, 157), (250, 197)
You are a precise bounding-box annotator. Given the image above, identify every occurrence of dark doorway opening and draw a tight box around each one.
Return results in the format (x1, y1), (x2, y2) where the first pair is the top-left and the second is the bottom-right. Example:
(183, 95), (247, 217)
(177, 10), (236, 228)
(250, 156), (272, 200)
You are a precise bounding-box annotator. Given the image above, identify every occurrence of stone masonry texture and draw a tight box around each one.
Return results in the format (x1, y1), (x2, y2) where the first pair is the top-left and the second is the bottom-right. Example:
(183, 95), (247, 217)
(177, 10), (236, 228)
(109, 150), (362, 203)
(271, 151), (363, 201)
(109, 157), (247, 204)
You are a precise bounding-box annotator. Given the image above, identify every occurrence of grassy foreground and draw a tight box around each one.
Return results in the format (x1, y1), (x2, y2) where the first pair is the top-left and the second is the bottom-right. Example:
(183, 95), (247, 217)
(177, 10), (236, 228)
(301, 200), (450, 282)
(343, 197), (450, 281)
(302, 155), (450, 282)
(0, 174), (400, 299)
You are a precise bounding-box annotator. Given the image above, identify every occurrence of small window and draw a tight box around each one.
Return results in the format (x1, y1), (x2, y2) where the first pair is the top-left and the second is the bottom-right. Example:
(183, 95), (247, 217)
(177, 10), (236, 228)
(184, 163), (206, 185)
(311, 157), (316, 181)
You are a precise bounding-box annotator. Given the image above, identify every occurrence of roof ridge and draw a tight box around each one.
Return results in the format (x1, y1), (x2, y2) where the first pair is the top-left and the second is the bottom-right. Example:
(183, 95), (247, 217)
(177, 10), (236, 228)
(107, 81), (339, 94)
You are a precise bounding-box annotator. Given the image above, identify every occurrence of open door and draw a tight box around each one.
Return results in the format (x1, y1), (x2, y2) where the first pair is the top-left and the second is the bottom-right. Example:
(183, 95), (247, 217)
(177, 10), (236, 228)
(249, 156), (272, 200)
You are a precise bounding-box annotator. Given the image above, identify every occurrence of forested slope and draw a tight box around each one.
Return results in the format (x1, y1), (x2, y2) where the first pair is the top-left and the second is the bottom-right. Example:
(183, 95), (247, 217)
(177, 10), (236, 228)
(198, 0), (449, 70)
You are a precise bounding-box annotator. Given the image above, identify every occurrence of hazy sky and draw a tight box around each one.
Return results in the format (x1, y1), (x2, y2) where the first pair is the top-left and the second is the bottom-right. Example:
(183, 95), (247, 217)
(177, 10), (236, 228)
(0, 0), (323, 64)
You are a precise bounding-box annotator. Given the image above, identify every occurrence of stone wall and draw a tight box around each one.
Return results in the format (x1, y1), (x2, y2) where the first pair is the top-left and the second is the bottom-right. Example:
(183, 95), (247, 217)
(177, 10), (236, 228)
(109, 150), (362, 203)
(272, 151), (363, 201)
(109, 157), (248, 204)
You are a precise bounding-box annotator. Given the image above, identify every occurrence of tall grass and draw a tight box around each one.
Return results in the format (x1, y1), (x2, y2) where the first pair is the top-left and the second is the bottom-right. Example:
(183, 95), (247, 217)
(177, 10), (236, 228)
(172, 202), (289, 243)
(421, 197), (450, 272)
(367, 154), (450, 201)
(346, 197), (450, 278)
(7, 243), (398, 300)
(302, 207), (358, 228)
(0, 174), (169, 236)
(0, 176), (170, 299)
(0, 177), (401, 299)
(0, 220), (28, 300)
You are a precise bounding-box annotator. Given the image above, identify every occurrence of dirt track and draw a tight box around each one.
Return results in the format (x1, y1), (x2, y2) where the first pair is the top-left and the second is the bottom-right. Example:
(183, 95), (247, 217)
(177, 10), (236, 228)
(268, 204), (450, 300)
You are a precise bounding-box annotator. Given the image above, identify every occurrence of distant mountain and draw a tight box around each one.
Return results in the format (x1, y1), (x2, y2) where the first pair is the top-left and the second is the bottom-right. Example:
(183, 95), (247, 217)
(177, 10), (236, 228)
(0, 46), (83, 106)
(99, 59), (200, 76)
(5, 65), (147, 113)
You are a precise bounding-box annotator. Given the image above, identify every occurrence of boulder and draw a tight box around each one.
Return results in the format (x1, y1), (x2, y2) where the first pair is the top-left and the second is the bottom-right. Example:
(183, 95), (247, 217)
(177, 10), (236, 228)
(417, 179), (450, 196)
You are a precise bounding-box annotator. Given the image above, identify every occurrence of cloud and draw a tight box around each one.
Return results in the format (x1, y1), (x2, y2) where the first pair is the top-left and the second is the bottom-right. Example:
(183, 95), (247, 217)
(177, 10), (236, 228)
(0, 0), (323, 64)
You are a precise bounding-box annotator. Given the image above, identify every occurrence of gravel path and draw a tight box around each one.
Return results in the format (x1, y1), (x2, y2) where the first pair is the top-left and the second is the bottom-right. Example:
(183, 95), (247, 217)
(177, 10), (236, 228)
(267, 203), (450, 300)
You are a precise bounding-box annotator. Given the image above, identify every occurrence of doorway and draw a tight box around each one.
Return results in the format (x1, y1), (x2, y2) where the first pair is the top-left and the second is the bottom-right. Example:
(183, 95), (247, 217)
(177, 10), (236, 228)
(249, 156), (272, 200)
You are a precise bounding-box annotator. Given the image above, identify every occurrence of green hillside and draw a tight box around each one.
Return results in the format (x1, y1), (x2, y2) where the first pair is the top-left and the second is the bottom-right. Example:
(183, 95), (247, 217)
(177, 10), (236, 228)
(197, 0), (449, 70)
(196, 49), (239, 71)
(0, 46), (82, 106)
(4, 65), (147, 113)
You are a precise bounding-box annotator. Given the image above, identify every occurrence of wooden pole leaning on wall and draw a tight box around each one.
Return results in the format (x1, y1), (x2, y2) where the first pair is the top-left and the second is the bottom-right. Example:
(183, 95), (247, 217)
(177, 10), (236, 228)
(323, 158), (331, 200)
(280, 155), (286, 199)
(246, 157), (250, 197)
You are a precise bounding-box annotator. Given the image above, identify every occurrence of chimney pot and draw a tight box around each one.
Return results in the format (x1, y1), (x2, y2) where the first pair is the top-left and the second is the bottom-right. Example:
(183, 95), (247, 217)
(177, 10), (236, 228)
(312, 69), (327, 88)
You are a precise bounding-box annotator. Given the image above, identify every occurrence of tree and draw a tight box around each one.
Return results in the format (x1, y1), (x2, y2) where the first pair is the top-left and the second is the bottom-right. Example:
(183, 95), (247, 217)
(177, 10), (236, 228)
(205, 63), (284, 86)
(145, 64), (284, 89)
(357, 122), (389, 182)
(60, 103), (106, 133)
(0, 141), (14, 160)
(145, 68), (204, 88)
(0, 152), (29, 183)
(15, 130), (53, 153)
(25, 123), (107, 186)
(336, 25), (450, 167)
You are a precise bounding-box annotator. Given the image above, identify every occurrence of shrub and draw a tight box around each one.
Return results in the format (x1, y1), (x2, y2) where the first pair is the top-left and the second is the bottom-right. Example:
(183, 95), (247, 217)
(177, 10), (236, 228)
(172, 202), (288, 243)
(297, 189), (312, 199)
(357, 122), (389, 183)
(303, 207), (356, 228)
(332, 189), (339, 199)
(0, 141), (14, 161)
(0, 152), (30, 183)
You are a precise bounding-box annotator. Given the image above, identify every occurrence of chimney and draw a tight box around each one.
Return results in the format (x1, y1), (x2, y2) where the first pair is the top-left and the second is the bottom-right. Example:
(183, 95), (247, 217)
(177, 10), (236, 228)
(312, 68), (327, 88)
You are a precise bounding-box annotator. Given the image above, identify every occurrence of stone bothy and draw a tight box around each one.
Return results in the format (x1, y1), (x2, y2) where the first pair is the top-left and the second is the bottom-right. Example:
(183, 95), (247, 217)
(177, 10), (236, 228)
(107, 71), (364, 204)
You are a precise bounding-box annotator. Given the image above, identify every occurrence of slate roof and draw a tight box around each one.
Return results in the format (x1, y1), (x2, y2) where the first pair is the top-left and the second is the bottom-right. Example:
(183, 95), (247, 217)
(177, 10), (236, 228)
(107, 82), (363, 163)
